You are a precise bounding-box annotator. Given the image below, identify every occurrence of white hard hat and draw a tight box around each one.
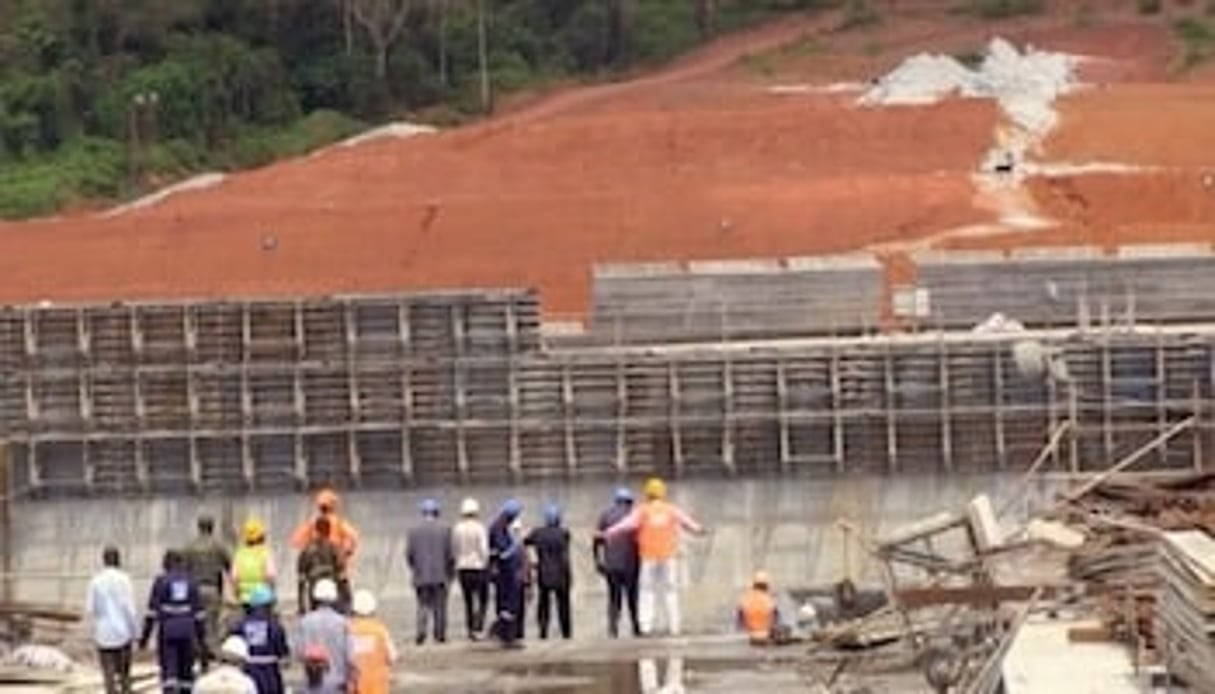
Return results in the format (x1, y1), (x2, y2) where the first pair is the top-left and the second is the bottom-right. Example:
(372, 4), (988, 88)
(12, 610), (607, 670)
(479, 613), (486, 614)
(460, 497), (480, 516)
(221, 636), (249, 662)
(313, 578), (338, 603)
(352, 589), (377, 617)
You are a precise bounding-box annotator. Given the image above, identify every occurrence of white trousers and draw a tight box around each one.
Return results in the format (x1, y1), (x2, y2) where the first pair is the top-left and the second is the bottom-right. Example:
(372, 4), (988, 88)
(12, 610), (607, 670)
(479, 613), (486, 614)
(638, 558), (681, 635)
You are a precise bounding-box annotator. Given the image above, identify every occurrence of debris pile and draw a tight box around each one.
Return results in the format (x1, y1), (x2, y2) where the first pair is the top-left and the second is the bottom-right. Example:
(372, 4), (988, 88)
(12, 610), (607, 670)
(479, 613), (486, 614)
(1157, 530), (1215, 689)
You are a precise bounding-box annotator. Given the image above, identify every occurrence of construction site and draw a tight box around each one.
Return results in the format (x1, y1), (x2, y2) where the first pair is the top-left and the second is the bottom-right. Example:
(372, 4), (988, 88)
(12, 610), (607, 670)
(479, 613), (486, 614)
(5, 0), (1215, 691)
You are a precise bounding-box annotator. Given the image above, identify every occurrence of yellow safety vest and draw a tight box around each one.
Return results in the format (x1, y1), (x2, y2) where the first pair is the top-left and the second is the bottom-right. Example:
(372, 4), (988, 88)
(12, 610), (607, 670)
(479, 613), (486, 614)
(233, 545), (270, 604)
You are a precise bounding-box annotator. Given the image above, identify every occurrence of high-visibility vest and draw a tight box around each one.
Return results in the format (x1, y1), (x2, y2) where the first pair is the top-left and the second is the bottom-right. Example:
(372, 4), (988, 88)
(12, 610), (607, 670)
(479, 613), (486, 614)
(739, 588), (777, 641)
(233, 545), (271, 604)
(351, 617), (393, 694)
(292, 515), (360, 560)
(637, 501), (680, 561)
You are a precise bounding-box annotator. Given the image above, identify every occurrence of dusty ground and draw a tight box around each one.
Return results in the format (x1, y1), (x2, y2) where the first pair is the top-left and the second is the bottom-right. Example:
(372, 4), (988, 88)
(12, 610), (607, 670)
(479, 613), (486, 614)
(1, 1), (1212, 316)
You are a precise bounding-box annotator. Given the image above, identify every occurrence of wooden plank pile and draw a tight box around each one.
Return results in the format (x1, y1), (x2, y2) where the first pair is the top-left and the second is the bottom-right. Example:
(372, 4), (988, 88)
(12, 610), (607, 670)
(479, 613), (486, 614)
(1156, 530), (1215, 690)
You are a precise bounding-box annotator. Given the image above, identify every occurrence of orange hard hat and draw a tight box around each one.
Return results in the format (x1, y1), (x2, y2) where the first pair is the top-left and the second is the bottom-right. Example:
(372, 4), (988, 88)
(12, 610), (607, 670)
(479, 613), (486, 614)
(315, 488), (339, 512)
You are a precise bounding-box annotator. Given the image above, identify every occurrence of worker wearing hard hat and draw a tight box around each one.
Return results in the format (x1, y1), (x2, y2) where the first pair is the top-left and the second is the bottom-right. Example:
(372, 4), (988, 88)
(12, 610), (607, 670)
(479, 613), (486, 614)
(193, 636), (257, 694)
(736, 571), (780, 645)
(231, 518), (277, 607)
(595, 487), (642, 638)
(407, 498), (455, 644)
(350, 590), (397, 694)
(230, 585), (289, 693)
(452, 496), (491, 639)
(298, 578), (356, 692)
(291, 488), (360, 604)
(604, 477), (705, 636)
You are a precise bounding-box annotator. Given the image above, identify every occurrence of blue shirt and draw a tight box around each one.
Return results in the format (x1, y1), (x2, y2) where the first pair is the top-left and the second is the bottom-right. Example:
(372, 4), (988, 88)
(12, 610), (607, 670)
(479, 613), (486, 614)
(85, 567), (138, 649)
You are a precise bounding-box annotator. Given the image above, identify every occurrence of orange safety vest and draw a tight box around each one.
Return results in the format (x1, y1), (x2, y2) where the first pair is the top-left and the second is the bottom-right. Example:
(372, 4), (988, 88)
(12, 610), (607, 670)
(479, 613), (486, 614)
(739, 588), (777, 641)
(350, 617), (393, 694)
(291, 514), (359, 558)
(637, 500), (681, 561)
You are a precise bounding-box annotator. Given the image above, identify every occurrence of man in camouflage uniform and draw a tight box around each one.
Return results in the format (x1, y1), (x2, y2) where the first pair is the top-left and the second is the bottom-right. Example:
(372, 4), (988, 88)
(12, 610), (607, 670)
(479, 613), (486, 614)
(185, 515), (232, 670)
(296, 516), (344, 615)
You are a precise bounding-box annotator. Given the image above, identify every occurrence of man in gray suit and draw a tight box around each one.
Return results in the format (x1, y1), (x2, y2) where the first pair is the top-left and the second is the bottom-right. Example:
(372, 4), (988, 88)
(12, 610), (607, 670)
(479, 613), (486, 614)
(407, 498), (455, 644)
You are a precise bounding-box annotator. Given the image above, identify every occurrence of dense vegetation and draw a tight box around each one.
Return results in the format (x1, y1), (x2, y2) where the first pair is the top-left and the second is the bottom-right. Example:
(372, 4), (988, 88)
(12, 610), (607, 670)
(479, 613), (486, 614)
(0, 0), (829, 218)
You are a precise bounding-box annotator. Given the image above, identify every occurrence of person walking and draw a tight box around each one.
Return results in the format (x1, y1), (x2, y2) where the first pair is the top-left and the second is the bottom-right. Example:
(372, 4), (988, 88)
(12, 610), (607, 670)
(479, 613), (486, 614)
(291, 488), (359, 606)
(140, 549), (207, 693)
(231, 518), (276, 607)
(524, 504), (573, 640)
(349, 590), (397, 694)
(452, 497), (490, 640)
(296, 516), (343, 615)
(488, 500), (526, 647)
(85, 546), (139, 694)
(193, 636), (257, 694)
(230, 585), (289, 694)
(298, 579), (355, 693)
(185, 515), (232, 669)
(594, 487), (642, 638)
(406, 498), (454, 644)
(604, 477), (704, 636)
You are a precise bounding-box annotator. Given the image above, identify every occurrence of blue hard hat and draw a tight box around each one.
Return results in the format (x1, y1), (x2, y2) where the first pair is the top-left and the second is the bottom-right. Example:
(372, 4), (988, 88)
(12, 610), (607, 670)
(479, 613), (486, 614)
(248, 584), (275, 608)
(614, 487), (634, 503)
(501, 498), (523, 519)
(420, 498), (441, 516)
(543, 503), (562, 525)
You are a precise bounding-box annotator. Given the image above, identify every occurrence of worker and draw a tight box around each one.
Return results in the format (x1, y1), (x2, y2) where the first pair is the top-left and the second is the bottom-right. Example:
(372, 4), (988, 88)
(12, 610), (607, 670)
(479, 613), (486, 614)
(85, 546), (138, 694)
(604, 477), (704, 636)
(406, 498), (454, 644)
(524, 504), (573, 640)
(230, 585), (289, 694)
(231, 517), (276, 607)
(350, 589), (397, 694)
(736, 571), (780, 645)
(185, 515), (232, 669)
(291, 488), (359, 604)
(296, 516), (343, 615)
(488, 499), (526, 647)
(594, 487), (642, 638)
(140, 549), (207, 693)
(298, 578), (356, 693)
(193, 636), (257, 694)
(452, 496), (491, 640)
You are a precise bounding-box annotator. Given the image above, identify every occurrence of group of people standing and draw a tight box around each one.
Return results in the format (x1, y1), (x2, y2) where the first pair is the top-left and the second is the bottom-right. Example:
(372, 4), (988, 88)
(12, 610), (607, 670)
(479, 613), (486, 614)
(405, 475), (705, 649)
(83, 476), (714, 692)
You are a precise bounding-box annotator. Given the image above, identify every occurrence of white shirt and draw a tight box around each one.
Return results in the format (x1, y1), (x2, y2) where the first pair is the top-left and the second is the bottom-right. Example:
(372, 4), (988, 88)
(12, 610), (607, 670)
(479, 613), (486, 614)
(85, 567), (138, 649)
(452, 518), (489, 571)
(193, 664), (258, 694)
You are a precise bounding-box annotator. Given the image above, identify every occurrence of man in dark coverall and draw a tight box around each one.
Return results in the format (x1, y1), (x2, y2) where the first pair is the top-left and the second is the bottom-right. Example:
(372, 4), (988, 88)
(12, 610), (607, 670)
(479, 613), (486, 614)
(525, 504), (573, 640)
(488, 499), (526, 646)
(184, 515), (231, 669)
(594, 487), (642, 638)
(140, 549), (207, 693)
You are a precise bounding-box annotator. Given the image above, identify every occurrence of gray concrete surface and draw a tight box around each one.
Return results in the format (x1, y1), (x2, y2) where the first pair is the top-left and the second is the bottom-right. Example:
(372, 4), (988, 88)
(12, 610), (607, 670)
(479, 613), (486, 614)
(11, 473), (1053, 639)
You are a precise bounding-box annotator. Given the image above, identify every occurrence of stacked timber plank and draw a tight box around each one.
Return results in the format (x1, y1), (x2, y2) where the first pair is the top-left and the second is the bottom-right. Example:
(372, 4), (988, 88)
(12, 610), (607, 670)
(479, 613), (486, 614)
(1157, 530), (1215, 689)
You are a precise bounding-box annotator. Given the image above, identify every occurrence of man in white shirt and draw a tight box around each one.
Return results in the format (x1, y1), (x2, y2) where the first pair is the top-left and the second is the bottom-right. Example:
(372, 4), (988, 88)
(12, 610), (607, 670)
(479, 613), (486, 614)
(85, 546), (138, 694)
(452, 497), (490, 640)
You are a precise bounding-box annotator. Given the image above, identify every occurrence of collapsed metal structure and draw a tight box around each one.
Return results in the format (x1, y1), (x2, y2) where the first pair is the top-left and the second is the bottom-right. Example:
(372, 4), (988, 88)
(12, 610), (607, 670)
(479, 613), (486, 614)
(1, 245), (1214, 496)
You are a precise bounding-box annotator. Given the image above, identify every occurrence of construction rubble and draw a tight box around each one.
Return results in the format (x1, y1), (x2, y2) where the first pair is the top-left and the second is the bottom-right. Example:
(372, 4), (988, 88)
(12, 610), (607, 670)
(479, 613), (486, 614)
(798, 471), (1215, 692)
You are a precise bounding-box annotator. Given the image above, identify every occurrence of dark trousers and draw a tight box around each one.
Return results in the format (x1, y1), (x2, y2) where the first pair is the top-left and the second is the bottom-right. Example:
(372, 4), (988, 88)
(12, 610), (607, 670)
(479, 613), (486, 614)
(536, 584), (572, 639)
(458, 568), (490, 636)
(157, 637), (196, 692)
(415, 584), (449, 643)
(606, 568), (641, 637)
(98, 644), (132, 694)
(493, 574), (525, 644)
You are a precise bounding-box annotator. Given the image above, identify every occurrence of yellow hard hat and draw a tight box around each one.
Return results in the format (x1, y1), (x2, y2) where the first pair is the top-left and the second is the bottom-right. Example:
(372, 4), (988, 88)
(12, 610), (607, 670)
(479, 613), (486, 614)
(752, 570), (771, 588)
(243, 517), (266, 543)
(643, 477), (667, 500)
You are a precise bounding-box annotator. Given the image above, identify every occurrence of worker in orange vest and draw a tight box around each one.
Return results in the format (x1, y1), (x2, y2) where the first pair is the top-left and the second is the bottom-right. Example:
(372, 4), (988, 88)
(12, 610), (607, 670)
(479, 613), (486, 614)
(349, 589), (396, 694)
(736, 571), (780, 645)
(291, 489), (359, 607)
(604, 477), (704, 636)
